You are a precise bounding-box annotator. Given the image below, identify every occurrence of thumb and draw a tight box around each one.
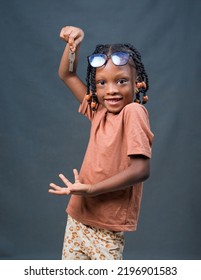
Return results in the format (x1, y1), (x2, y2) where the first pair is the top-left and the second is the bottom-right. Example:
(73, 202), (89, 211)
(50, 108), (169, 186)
(68, 36), (75, 52)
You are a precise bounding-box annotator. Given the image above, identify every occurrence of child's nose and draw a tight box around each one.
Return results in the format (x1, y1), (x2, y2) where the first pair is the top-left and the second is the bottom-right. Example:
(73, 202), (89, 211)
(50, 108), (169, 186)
(106, 83), (118, 95)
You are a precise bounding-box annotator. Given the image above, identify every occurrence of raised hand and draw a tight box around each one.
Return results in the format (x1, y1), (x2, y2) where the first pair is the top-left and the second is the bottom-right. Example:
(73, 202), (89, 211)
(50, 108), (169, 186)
(59, 26), (84, 53)
(49, 169), (93, 197)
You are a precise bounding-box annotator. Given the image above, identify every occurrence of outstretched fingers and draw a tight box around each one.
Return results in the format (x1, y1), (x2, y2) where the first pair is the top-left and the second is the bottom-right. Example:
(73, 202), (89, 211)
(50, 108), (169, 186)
(48, 183), (70, 195)
(49, 174), (73, 195)
(73, 169), (80, 183)
(59, 173), (73, 187)
(49, 170), (81, 196)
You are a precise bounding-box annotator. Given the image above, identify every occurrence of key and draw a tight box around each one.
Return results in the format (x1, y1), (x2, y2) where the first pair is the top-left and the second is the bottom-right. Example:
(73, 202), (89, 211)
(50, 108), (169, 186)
(69, 51), (75, 72)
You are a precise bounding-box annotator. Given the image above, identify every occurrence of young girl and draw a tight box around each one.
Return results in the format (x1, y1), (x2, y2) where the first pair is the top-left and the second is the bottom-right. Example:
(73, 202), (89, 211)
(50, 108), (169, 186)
(49, 26), (154, 260)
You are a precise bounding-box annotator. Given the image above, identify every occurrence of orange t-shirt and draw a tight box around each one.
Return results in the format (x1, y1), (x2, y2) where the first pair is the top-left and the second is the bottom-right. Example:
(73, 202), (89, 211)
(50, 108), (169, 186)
(67, 99), (154, 232)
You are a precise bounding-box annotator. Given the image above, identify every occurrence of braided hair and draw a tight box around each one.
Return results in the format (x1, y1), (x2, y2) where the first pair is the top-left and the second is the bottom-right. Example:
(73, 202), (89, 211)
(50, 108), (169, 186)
(85, 44), (149, 110)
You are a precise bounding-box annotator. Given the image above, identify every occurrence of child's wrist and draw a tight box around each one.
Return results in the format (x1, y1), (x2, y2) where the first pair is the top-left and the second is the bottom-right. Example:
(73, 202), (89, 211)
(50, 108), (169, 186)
(87, 184), (95, 197)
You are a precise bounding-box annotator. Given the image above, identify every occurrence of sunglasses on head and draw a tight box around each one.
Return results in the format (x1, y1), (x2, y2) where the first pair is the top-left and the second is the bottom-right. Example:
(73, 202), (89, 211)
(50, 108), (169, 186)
(88, 51), (132, 68)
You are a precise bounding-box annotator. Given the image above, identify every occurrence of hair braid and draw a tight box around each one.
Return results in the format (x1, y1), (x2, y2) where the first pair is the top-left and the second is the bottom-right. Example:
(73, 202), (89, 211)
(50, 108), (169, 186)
(86, 64), (91, 95)
(124, 44), (149, 104)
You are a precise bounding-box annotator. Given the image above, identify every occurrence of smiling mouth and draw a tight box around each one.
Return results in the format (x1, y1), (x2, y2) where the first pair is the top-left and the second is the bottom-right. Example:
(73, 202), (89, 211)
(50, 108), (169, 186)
(104, 98), (123, 104)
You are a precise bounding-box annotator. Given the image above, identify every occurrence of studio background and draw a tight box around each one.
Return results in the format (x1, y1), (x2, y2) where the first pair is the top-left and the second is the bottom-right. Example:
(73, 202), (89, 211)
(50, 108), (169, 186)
(0, 0), (200, 259)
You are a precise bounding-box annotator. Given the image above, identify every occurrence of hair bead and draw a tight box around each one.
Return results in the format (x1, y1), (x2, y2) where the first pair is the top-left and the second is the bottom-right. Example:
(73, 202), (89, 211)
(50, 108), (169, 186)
(136, 82), (142, 89)
(134, 98), (141, 104)
(141, 81), (147, 89)
(136, 81), (147, 89)
(142, 95), (149, 104)
(91, 101), (97, 110)
(85, 94), (92, 102)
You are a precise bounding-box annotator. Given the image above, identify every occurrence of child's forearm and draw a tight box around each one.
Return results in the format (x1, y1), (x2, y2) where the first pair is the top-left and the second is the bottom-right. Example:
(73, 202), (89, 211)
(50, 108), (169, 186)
(58, 43), (80, 79)
(49, 158), (150, 197)
(58, 41), (86, 103)
(90, 157), (150, 196)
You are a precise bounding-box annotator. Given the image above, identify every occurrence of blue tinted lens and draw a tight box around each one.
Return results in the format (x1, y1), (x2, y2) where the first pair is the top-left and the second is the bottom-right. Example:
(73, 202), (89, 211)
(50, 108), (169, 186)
(111, 52), (130, 65)
(88, 54), (107, 67)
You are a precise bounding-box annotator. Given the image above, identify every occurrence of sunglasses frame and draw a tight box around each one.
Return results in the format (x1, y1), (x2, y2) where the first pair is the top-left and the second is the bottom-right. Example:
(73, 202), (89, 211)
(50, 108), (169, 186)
(88, 51), (133, 68)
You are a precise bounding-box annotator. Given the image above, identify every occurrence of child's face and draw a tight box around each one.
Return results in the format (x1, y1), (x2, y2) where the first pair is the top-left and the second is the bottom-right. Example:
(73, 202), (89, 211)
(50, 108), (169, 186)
(95, 59), (136, 114)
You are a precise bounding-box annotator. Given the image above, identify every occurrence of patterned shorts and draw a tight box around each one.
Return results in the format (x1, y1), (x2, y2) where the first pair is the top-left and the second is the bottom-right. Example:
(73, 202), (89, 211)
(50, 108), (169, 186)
(62, 215), (124, 260)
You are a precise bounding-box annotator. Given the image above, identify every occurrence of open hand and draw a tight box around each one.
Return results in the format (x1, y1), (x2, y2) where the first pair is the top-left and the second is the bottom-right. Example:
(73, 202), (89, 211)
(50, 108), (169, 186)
(60, 26), (84, 53)
(49, 169), (92, 196)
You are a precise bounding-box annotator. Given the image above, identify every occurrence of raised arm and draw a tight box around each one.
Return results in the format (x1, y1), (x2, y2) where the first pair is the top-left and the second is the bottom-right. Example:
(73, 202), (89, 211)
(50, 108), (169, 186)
(58, 26), (87, 103)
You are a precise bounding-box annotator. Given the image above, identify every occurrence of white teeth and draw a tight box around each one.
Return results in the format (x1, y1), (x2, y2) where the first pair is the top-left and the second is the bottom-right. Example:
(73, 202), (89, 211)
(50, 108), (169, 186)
(110, 100), (118, 102)
(106, 99), (121, 103)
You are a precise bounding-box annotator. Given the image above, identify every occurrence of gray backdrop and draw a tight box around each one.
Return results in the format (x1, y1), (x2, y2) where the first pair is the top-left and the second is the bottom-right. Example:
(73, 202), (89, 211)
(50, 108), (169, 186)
(0, 0), (200, 260)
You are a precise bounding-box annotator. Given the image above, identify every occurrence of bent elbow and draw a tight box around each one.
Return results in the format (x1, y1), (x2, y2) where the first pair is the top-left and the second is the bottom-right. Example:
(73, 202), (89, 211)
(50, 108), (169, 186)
(58, 69), (65, 81)
(142, 170), (150, 182)
(139, 165), (150, 182)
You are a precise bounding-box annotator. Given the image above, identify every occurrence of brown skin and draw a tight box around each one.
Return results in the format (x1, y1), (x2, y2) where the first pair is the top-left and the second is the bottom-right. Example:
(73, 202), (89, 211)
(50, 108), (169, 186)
(95, 60), (136, 114)
(49, 26), (150, 197)
(58, 26), (86, 103)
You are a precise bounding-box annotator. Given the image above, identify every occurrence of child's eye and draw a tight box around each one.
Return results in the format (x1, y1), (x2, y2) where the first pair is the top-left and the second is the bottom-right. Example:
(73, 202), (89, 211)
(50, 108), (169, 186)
(96, 80), (105, 86)
(117, 79), (127, 84)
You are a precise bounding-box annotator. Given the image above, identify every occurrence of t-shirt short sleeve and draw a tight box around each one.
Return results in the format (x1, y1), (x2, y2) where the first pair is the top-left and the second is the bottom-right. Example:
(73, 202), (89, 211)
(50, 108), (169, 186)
(78, 98), (94, 121)
(124, 103), (154, 158)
